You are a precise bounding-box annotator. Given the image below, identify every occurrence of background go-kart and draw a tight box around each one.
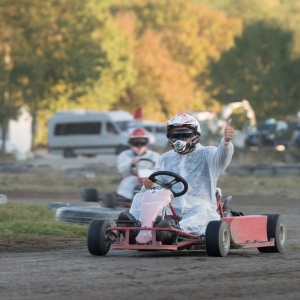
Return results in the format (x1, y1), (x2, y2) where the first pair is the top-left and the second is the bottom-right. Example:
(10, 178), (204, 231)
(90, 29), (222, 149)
(0, 151), (299, 300)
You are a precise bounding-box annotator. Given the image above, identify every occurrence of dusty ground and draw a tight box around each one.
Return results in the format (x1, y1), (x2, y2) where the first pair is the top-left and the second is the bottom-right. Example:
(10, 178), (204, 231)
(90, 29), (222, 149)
(0, 152), (300, 300)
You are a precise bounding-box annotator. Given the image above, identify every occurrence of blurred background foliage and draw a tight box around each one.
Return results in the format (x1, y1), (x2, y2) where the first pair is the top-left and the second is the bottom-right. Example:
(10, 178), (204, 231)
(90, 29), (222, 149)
(0, 0), (300, 146)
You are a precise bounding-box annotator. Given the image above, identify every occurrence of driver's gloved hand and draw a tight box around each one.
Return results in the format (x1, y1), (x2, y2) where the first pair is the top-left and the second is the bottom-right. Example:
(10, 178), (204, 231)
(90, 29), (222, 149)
(142, 178), (154, 189)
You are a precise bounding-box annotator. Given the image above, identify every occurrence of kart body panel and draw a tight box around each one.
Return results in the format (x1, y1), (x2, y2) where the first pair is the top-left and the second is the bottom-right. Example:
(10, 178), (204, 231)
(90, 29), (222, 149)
(223, 215), (269, 246)
(136, 189), (173, 244)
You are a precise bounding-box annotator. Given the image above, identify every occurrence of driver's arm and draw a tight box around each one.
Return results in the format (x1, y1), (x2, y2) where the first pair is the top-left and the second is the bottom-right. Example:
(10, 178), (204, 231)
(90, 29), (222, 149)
(131, 157), (140, 166)
(141, 155), (164, 190)
(117, 152), (134, 177)
(209, 119), (234, 177)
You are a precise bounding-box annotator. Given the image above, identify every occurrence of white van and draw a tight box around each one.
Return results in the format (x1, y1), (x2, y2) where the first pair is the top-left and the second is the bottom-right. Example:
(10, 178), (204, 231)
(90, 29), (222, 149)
(47, 110), (141, 157)
(142, 120), (170, 151)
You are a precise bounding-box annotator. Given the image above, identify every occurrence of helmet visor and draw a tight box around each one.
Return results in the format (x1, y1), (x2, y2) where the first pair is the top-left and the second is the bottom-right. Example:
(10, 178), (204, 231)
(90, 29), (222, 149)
(169, 129), (194, 142)
(129, 138), (148, 147)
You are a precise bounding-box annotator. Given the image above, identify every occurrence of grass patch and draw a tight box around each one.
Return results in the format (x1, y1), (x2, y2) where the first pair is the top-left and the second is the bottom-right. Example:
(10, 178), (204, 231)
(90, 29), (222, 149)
(0, 203), (88, 244)
(0, 171), (119, 193)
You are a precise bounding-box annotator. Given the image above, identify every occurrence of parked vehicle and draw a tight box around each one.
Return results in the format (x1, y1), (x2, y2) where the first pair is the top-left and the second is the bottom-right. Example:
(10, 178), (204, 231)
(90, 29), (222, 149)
(142, 120), (170, 151)
(245, 118), (295, 148)
(47, 110), (140, 157)
(294, 130), (300, 147)
(289, 122), (300, 147)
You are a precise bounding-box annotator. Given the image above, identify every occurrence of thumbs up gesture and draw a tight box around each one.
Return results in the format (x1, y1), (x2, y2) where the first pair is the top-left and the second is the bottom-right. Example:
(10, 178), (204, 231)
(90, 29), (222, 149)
(224, 119), (234, 142)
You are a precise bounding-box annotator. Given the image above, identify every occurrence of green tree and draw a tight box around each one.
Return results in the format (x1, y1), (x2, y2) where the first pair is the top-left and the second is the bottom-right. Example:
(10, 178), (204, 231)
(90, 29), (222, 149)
(0, 13), (21, 156)
(34, 1), (137, 145)
(1, 0), (103, 151)
(206, 21), (300, 121)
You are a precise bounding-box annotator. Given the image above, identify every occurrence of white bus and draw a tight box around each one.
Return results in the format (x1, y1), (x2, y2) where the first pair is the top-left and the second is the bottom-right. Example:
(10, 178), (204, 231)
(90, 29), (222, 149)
(47, 110), (141, 157)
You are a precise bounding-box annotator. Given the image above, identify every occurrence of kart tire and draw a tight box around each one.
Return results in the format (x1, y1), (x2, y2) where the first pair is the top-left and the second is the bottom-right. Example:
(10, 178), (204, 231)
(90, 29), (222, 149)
(205, 220), (231, 257)
(48, 201), (100, 211)
(87, 219), (111, 256)
(133, 184), (142, 197)
(258, 214), (287, 253)
(81, 188), (99, 202)
(55, 206), (121, 225)
(103, 192), (117, 208)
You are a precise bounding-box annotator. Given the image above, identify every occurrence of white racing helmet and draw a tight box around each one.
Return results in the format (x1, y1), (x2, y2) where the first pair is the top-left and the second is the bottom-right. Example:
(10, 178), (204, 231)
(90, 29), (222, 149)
(167, 113), (201, 154)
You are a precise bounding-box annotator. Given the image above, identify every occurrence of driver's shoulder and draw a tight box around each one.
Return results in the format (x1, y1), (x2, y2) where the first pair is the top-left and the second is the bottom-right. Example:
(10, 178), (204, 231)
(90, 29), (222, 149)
(160, 149), (177, 160)
(118, 149), (135, 159)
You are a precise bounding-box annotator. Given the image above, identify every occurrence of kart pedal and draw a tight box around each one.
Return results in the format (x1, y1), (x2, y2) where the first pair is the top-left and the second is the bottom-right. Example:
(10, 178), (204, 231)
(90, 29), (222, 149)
(156, 218), (180, 245)
(117, 211), (140, 243)
(231, 210), (244, 216)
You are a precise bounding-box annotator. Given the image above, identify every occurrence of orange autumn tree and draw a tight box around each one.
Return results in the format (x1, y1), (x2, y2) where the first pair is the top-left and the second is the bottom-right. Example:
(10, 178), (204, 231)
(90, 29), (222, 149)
(157, 2), (243, 110)
(114, 13), (195, 122)
(132, 30), (195, 121)
(112, 0), (242, 117)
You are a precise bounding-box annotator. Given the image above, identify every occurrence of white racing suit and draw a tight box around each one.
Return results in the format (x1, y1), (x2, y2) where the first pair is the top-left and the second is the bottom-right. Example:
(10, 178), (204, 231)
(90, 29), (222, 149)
(129, 138), (234, 236)
(117, 149), (160, 200)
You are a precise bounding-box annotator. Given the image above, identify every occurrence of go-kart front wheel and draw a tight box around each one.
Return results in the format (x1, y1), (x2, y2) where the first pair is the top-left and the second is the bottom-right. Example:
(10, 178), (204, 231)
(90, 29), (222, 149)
(205, 221), (231, 257)
(103, 192), (117, 208)
(258, 214), (287, 253)
(87, 219), (111, 256)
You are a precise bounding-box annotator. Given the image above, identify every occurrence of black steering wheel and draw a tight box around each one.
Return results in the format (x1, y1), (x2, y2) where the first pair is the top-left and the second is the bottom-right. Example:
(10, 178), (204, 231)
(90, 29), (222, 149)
(148, 171), (188, 197)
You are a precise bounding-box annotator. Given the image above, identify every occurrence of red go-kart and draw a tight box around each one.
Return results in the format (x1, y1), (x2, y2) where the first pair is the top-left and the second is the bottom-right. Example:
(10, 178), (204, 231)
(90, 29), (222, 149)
(87, 171), (287, 257)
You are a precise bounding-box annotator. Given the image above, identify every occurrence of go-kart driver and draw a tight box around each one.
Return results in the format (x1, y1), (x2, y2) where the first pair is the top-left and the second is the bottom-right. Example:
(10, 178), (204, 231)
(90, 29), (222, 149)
(116, 127), (160, 203)
(119, 113), (234, 242)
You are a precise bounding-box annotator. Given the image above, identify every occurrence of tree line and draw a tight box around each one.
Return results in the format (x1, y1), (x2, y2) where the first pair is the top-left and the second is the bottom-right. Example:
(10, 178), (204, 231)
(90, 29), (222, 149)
(0, 0), (299, 149)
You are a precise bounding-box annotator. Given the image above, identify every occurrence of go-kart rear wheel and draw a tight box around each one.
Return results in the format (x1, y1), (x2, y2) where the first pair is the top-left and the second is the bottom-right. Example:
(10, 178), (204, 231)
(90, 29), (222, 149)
(82, 188), (99, 202)
(258, 214), (287, 253)
(103, 192), (117, 208)
(87, 219), (111, 256)
(205, 221), (231, 257)
(133, 184), (142, 197)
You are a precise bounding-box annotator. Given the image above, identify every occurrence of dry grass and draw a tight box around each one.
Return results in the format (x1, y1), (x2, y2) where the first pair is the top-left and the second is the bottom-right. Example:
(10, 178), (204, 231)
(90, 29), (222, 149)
(1, 169), (299, 199)
(218, 174), (299, 199)
(0, 170), (120, 193)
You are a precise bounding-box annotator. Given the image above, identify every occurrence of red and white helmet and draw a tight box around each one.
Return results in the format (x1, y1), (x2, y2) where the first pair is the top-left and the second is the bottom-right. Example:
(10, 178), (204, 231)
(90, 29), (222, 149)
(128, 127), (150, 155)
(167, 113), (201, 154)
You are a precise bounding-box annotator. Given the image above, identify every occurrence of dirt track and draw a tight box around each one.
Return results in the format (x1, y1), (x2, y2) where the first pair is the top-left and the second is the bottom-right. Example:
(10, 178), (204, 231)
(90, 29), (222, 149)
(0, 192), (299, 300)
(0, 152), (300, 300)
